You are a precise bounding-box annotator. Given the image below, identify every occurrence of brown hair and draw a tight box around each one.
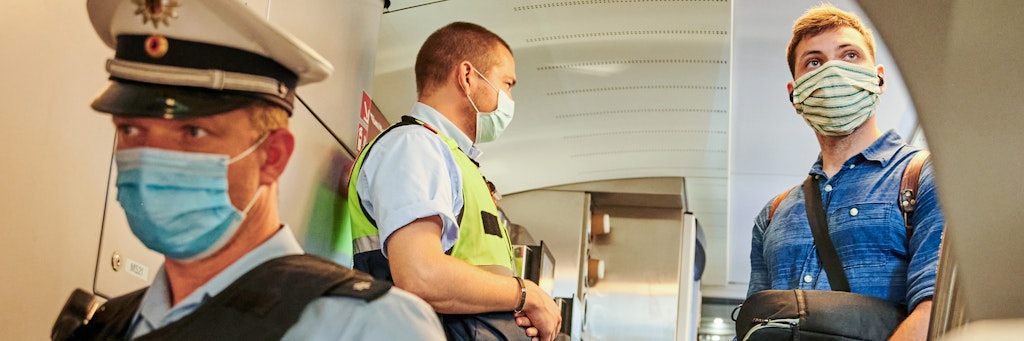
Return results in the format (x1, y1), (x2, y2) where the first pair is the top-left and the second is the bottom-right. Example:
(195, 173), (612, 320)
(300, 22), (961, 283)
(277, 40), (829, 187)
(415, 22), (511, 96)
(786, 3), (876, 76)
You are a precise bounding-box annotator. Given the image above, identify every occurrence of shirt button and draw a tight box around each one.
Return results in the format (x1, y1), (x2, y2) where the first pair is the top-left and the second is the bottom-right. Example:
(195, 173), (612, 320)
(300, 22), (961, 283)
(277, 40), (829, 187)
(803, 275), (813, 283)
(824, 184), (833, 192)
(850, 208), (859, 216)
(849, 164), (856, 169)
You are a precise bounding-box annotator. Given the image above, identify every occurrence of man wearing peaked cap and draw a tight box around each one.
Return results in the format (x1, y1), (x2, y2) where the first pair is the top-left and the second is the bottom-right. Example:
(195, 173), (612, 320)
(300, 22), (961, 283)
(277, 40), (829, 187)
(59, 0), (446, 339)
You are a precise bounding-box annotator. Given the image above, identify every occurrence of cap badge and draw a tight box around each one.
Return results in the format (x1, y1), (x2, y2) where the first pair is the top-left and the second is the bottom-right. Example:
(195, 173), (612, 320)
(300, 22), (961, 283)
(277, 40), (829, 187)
(144, 35), (169, 58)
(133, 0), (181, 29)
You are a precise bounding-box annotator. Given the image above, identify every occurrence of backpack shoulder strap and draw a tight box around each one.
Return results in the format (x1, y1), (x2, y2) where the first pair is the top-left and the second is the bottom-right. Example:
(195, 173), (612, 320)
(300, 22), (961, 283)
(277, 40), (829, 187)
(136, 255), (391, 341)
(899, 150), (931, 234)
(768, 187), (795, 223)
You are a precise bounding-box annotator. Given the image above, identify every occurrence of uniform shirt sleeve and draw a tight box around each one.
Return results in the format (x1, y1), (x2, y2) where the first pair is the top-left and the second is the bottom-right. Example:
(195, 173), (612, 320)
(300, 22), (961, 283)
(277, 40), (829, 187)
(905, 161), (945, 311)
(747, 197), (775, 297)
(356, 126), (463, 257)
(281, 287), (446, 341)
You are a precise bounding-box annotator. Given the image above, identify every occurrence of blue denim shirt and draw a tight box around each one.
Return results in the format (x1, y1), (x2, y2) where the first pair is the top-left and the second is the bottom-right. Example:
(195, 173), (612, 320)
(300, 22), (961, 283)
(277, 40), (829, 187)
(747, 130), (945, 311)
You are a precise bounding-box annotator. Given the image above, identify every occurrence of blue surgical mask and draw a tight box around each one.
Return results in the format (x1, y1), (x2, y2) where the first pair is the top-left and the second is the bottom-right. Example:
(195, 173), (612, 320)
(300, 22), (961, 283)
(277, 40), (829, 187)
(466, 67), (515, 143)
(114, 136), (266, 261)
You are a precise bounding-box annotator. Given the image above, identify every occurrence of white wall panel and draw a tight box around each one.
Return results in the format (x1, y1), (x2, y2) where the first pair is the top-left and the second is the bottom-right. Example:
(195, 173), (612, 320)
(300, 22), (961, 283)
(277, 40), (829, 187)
(0, 2), (115, 339)
(265, 0), (384, 248)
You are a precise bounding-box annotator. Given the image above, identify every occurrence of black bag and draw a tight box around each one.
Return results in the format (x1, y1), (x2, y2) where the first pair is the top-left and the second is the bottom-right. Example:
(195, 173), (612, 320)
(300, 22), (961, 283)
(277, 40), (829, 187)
(735, 289), (905, 340)
(734, 167), (930, 340)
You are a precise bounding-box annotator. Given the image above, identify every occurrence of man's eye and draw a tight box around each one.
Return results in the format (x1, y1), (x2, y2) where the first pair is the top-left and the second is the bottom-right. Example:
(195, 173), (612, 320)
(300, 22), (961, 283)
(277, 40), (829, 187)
(844, 52), (859, 60)
(807, 60), (821, 68)
(185, 126), (208, 138)
(117, 125), (139, 136)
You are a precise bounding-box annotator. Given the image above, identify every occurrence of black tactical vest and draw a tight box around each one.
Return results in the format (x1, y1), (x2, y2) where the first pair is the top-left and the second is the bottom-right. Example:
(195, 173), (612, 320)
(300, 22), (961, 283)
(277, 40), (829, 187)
(66, 255), (391, 341)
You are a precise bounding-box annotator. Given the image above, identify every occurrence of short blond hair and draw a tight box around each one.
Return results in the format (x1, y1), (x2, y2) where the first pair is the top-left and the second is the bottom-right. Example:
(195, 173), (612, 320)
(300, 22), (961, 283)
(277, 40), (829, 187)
(249, 101), (289, 137)
(786, 3), (876, 76)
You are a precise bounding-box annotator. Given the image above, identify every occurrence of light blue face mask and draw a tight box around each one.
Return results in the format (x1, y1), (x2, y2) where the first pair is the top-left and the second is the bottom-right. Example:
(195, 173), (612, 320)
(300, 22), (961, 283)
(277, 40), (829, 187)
(466, 67), (515, 143)
(114, 136), (266, 261)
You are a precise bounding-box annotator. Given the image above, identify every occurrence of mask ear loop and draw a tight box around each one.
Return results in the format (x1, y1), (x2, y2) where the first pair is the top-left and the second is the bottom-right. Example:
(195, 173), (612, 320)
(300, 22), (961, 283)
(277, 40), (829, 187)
(462, 65), (483, 114)
(241, 185), (266, 215)
(231, 134), (269, 215)
(183, 184), (266, 263)
(472, 67), (508, 108)
(472, 67), (501, 93)
(466, 92), (481, 114)
(229, 134), (269, 164)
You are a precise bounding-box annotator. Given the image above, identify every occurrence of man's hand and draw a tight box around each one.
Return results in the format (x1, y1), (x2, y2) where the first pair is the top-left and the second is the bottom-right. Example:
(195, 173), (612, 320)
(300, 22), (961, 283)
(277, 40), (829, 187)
(514, 312), (539, 340)
(888, 299), (933, 341)
(515, 280), (562, 341)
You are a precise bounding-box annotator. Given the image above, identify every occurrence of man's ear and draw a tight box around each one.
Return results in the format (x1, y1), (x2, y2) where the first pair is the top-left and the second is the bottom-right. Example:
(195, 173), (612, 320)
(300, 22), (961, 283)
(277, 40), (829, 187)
(786, 81), (796, 108)
(456, 61), (474, 96)
(876, 64), (886, 94)
(259, 128), (294, 185)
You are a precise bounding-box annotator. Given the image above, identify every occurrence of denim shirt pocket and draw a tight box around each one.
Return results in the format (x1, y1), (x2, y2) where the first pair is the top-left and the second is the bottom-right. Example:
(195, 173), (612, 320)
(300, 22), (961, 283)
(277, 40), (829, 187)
(827, 202), (898, 269)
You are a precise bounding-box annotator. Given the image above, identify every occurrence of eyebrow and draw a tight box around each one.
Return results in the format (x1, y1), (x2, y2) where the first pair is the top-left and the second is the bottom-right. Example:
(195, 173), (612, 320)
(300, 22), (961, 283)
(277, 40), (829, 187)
(835, 43), (856, 52)
(800, 43), (860, 61)
(800, 49), (823, 59)
(799, 49), (824, 65)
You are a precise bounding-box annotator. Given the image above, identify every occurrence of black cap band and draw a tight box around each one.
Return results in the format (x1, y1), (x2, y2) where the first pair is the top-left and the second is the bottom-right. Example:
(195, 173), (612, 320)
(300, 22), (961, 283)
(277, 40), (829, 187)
(116, 34), (298, 90)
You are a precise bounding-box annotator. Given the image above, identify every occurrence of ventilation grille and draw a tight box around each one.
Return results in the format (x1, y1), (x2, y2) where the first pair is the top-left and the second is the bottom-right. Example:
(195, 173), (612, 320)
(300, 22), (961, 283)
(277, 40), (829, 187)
(577, 166), (727, 175)
(564, 129), (726, 139)
(555, 108), (726, 119)
(526, 29), (728, 43)
(571, 148), (727, 158)
(548, 84), (726, 96)
(514, 0), (728, 11)
(539, 59), (727, 71)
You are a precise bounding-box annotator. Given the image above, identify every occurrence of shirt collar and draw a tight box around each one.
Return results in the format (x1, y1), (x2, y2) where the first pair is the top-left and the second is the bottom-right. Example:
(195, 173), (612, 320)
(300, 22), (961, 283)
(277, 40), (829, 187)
(859, 129), (906, 166)
(133, 225), (303, 332)
(410, 102), (483, 160)
(810, 130), (906, 174)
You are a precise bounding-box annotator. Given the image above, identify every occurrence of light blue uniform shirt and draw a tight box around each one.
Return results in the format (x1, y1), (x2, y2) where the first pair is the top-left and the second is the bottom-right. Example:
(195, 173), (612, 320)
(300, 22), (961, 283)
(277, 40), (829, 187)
(355, 102), (481, 257)
(128, 225), (445, 340)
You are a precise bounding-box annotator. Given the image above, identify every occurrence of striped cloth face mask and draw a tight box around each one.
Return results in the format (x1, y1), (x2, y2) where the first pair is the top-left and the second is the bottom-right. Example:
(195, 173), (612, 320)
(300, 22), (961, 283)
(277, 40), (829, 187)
(791, 60), (882, 136)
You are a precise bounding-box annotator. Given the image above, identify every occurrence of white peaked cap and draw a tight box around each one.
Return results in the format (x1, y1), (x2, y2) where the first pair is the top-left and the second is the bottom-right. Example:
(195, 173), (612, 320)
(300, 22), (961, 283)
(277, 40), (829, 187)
(87, 0), (334, 117)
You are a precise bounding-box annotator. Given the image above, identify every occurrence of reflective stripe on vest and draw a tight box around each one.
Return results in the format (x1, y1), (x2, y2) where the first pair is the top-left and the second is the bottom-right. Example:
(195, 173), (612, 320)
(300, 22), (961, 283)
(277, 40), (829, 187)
(346, 116), (516, 274)
(353, 234), (380, 254)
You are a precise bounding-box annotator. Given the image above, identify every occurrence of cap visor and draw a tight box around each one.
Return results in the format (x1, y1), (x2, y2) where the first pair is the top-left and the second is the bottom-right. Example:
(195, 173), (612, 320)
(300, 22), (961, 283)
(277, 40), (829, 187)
(91, 80), (262, 118)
